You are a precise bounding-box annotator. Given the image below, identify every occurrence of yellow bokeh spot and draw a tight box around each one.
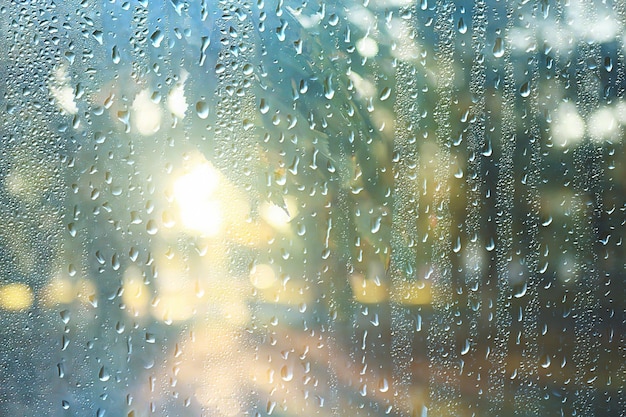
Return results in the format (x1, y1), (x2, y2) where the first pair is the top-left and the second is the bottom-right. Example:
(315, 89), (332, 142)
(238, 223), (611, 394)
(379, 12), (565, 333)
(172, 152), (251, 240)
(249, 264), (277, 290)
(122, 265), (149, 316)
(41, 277), (75, 306)
(0, 283), (34, 311)
(260, 196), (298, 230)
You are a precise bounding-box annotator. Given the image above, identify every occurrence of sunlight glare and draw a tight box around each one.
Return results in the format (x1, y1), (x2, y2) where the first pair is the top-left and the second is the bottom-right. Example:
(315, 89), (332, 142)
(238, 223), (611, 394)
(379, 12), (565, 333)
(173, 162), (223, 236)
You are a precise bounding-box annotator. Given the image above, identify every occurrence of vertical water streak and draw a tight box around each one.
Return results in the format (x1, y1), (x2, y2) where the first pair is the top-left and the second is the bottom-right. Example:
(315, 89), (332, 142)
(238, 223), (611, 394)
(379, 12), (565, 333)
(491, 2), (515, 414)
(213, 2), (259, 415)
(513, 2), (543, 415)
(612, 4), (626, 415)
(572, 2), (603, 415)
(391, 56), (420, 416)
(465, 0), (487, 412)
(428, 0), (459, 414)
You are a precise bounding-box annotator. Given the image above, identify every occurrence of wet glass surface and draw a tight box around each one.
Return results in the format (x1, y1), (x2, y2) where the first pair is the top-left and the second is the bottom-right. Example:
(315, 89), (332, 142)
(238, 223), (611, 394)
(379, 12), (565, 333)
(0, 1), (623, 416)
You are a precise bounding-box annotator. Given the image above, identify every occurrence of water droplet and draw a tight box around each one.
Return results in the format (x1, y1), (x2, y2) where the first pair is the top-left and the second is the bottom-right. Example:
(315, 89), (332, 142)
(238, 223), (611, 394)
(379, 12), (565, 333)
(112, 45), (120, 64)
(111, 254), (120, 270)
(457, 17), (467, 34)
(379, 86), (391, 101)
(62, 400), (70, 410)
(150, 30), (164, 47)
(267, 400), (276, 415)
(378, 377), (389, 392)
(145, 333), (156, 343)
(520, 82), (530, 98)
(493, 37), (504, 58)
(60, 309), (71, 324)
(370, 217), (381, 234)
(276, 19), (288, 41)
(280, 365), (293, 381)
(195, 101), (209, 119)
(453, 236), (462, 253)
(61, 335), (70, 350)
(146, 220), (158, 235)
(514, 282), (527, 298)
(323, 75), (334, 99)
(92, 30), (103, 45)
(99, 366), (110, 382)
(461, 339), (471, 355)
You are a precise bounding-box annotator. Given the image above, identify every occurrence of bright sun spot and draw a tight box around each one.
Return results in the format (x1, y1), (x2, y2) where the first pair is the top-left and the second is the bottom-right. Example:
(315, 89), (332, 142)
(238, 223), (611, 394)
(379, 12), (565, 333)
(173, 162), (223, 236)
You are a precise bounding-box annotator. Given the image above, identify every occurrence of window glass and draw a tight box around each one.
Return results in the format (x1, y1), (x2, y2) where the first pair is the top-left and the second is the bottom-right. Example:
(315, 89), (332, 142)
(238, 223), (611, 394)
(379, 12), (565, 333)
(0, 1), (623, 416)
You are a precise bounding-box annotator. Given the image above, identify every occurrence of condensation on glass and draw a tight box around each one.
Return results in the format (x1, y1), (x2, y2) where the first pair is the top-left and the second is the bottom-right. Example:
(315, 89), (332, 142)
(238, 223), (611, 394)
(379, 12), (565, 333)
(0, 0), (623, 416)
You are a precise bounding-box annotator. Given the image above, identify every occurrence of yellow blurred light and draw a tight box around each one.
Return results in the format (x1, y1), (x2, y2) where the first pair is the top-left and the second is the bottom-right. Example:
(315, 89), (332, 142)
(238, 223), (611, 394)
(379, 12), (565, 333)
(350, 274), (388, 303)
(173, 162), (223, 236)
(249, 264), (277, 289)
(76, 279), (98, 307)
(41, 277), (75, 306)
(167, 69), (189, 119)
(259, 278), (313, 305)
(260, 196), (298, 230)
(122, 265), (149, 316)
(132, 89), (162, 136)
(0, 283), (34, 311)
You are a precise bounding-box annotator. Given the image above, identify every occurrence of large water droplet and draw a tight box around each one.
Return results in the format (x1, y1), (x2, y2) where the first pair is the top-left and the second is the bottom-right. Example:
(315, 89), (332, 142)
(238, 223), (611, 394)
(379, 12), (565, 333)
(146, 220), (158, 235)
(520, 81), (530, 98)
(196, 101), (209, 119)
(458, 17), (467, 34)
(280, 365), (293, 381)
(150, 30), (164, 47)
(493, 37), (504, 58)
(111, 45), (120, 64)
(99, 366), (110, 382)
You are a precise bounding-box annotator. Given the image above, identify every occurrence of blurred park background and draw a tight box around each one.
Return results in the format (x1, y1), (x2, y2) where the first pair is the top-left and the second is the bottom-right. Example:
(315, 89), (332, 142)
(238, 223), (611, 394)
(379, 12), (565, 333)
(0, 0), (624, 416)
